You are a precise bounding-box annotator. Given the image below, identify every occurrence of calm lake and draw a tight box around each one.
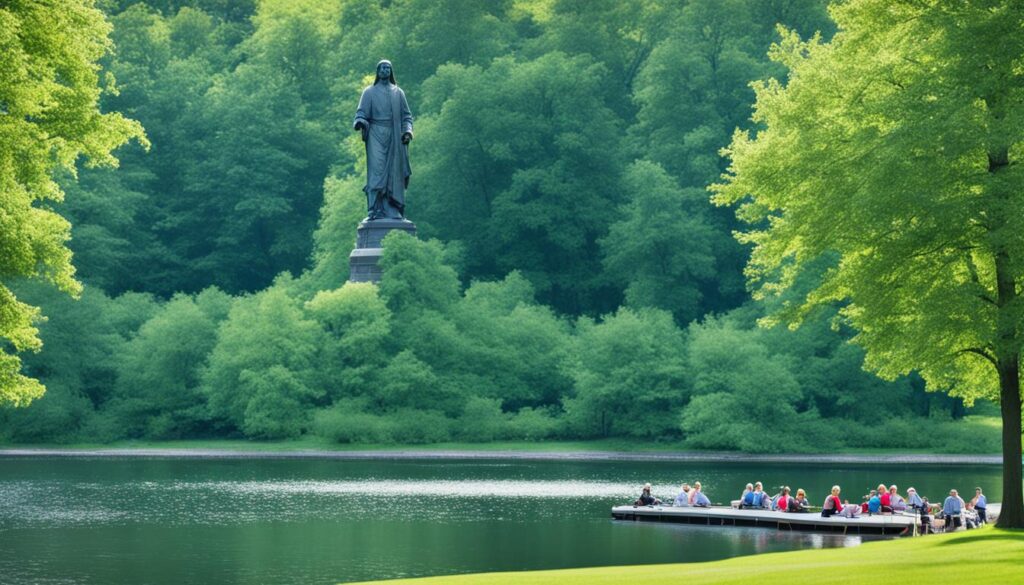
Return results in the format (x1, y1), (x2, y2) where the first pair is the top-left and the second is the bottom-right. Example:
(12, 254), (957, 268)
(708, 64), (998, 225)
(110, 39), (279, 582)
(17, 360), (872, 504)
(0, 456), (1002, 584)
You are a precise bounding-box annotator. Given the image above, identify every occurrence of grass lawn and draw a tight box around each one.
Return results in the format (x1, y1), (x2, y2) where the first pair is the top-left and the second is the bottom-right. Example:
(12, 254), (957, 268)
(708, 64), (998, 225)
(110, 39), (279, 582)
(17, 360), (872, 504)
(344, 526), (1024, 585)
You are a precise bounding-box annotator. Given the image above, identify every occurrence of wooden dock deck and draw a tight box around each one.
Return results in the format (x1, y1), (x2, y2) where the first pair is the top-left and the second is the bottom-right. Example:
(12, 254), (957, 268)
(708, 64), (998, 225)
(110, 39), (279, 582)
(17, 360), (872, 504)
(611, 505), (918, 535)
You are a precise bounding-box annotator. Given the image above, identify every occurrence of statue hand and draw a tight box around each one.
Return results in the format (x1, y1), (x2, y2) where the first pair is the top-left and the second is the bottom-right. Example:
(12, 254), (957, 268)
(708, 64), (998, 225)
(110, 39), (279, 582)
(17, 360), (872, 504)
(355, 122), (368, 142)
(401, 132), (412, 144)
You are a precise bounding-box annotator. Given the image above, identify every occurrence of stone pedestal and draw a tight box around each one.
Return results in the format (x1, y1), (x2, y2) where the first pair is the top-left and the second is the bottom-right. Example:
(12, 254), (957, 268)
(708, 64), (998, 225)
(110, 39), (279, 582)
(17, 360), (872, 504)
(348, 218), (417, 283)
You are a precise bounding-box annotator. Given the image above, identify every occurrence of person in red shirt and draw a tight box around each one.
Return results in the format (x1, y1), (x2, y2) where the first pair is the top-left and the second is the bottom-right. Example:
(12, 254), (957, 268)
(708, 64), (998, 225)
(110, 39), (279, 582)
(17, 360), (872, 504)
(878, 483), (893, 513)
(776, 486), (792, 512)
(821, 485), (844, 517)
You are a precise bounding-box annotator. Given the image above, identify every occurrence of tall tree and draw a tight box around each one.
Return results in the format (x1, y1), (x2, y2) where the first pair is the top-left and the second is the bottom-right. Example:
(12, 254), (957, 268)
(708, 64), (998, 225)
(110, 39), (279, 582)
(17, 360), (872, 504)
(415, 54), (626, 314)
(713, 0), (1024, 527)
(0, 0), (145, 405)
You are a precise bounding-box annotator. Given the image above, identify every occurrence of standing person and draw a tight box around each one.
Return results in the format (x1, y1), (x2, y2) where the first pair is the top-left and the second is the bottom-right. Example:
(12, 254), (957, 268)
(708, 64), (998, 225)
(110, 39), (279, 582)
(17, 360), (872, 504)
(943, 489), (964, 531)
(822, 486), (843, 517)
(353, 60), (414, 220)
(972, 487), (988, 524)
(674, 484), (692, 507)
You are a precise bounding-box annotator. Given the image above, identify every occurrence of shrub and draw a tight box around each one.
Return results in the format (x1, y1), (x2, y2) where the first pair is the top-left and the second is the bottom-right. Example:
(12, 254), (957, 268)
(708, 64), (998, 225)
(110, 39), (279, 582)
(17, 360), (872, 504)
(312, 403), (393, 444)
(388, 409), (452, 444)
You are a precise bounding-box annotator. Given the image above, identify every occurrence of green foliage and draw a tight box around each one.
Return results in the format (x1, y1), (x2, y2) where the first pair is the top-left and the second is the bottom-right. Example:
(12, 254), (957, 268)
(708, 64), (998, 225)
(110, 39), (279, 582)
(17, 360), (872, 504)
(601, 161), (722, 324)
(680, 318), (808, 451)
(458, 397), (507, 442)
(0, 0), (145, 405)
(565, 308), (687, 438)
(4, 0), (1003, 459)
(312, 400), (393, 444)
(108, 288), (231, 438)
(415, 53), (627, 313)
(304, 175), (368, 292)
(202, 286), (324, 436)
(379, 233), (462, 316)
(712, 1), (1024, 522)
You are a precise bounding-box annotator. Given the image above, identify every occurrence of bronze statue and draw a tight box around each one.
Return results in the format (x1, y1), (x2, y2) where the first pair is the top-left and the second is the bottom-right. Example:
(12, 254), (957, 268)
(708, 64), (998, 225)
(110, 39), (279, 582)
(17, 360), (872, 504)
(353, 60), (413, 220)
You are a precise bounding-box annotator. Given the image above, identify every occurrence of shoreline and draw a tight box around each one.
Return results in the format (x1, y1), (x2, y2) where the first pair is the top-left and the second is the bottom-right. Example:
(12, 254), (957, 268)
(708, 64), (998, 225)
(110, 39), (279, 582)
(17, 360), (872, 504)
(0, 447), (1003, 465)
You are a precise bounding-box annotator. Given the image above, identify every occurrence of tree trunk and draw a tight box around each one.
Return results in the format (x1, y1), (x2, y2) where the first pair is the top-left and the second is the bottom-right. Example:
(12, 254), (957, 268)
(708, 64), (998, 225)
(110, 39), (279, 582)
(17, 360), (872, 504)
(996, 356), (1024, 528)
(994, 240), (1023, 528)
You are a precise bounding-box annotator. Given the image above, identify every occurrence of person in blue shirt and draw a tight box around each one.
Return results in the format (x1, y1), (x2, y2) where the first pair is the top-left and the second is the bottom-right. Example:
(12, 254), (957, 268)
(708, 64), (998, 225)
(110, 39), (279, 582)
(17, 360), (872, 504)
(742, 481), (769, 509)
(693, 490), (711, 507)
(906, 487), (925, 510)
(867, 490), (881, 514)
(943, 489), (964, 530)
(972, 487), (988, 524)
(674, 483), (692, 507)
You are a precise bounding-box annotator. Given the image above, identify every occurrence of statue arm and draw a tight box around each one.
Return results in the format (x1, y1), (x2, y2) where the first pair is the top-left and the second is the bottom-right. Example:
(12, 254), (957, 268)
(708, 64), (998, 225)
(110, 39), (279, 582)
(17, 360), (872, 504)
(354, 87), (371, 132)
(400, 89), (413, 141)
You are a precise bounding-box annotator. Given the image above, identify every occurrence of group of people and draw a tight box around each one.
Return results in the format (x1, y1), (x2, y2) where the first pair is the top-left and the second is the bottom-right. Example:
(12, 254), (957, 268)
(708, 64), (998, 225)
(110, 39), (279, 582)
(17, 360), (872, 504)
(634, 481), (989, 532)
(738, 482), (810, 513)
(820, 484), (988, 532)
(634, 481), (711, 507)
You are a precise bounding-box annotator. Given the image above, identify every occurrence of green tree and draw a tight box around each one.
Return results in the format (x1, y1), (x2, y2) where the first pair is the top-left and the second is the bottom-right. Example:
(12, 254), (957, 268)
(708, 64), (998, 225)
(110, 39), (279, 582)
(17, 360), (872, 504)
(601, 161), (724, 324)
(202, 286), (324, 437)
(680, 317), (815, 452)
(713, 0), (1024, 526)
(565, 308), (687, 438)
(415, 54), (627, 314)
(0, 0), (145, 405)
(306, 282), (392, 400)
(110, 288), (231, 438)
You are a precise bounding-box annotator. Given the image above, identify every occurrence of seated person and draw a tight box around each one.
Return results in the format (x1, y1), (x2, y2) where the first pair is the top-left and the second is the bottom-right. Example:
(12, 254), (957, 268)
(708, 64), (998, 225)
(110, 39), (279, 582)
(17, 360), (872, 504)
(867, 490), (882, 514)
(889, 485), (907, 512)
(674, 483), (692, 507)
(919, 497), (934, 534)
(963, 502), (979, 529)
(741, 481), (771, 509)
(689, 481), (704, 505)
(775, 487), (792, 512)
(635, 483), (661, 506)
(878, 484), (893, 513)
(789, 489), (810, 513)
(739, 483), (754, 503)
(693, 489), (711, 507)
(906, 487), (925, 511)
(840, 500), (862, 518)
(821, 485), (844, 517)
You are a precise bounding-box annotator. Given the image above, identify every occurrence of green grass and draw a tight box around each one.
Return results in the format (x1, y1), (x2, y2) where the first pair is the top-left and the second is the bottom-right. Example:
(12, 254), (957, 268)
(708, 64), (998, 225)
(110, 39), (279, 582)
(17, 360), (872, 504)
(344, 527), (1024, 585)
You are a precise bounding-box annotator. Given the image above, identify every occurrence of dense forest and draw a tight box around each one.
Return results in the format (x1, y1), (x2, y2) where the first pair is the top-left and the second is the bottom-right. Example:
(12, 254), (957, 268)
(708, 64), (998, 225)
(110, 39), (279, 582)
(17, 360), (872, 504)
(0, 0), (1000, 451)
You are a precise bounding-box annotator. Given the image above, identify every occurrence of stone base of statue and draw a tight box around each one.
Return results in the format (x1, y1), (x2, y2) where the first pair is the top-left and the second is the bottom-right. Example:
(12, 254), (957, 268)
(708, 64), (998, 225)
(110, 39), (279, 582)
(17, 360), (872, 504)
(348, 218), (417, 283)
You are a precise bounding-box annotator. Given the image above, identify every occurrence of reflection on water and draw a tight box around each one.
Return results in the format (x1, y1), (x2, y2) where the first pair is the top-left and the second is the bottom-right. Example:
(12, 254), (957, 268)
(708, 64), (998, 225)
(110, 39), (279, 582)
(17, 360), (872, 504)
(0, 457), (1002, 584)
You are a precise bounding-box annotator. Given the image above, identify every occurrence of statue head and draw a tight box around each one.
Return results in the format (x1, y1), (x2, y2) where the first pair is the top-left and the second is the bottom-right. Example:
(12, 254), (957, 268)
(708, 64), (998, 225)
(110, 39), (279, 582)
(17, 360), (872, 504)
(375, 60), (395, 85)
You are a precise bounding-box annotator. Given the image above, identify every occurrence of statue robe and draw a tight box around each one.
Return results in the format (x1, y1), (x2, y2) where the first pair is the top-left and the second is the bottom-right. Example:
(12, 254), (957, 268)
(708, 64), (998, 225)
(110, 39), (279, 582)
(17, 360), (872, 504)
(353, 82), (413, 219)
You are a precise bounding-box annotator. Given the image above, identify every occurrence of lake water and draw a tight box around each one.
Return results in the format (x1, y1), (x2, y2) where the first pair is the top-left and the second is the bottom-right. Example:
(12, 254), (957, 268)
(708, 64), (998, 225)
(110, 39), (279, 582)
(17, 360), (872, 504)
(0, 456), (1002, 584)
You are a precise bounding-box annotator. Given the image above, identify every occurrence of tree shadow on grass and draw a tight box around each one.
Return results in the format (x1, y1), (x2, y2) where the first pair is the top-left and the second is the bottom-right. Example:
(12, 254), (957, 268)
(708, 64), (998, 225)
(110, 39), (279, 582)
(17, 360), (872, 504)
(937, 530), (1024, 546)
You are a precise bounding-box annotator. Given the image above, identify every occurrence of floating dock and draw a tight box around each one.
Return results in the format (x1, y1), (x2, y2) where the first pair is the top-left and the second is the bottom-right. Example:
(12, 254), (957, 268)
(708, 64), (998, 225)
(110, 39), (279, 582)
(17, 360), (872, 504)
(612, 505), (918, 535)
